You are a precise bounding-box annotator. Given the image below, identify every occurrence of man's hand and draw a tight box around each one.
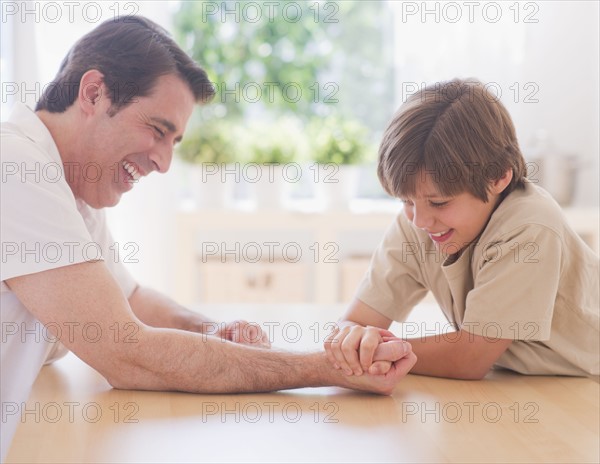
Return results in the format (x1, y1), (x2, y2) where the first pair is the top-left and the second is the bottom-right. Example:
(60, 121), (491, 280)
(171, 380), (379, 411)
(325, 324), (400, 376)
(128, 287), (271, 349)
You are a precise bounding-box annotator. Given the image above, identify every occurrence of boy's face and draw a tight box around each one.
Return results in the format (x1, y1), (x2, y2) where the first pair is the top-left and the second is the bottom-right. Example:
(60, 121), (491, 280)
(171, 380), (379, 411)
(401, 171), (507, 256)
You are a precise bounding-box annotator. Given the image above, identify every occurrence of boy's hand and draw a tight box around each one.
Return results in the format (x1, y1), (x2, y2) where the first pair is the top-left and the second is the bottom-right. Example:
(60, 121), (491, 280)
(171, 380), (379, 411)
(337, 346), (417, 395)
(324, 324), (407, 376)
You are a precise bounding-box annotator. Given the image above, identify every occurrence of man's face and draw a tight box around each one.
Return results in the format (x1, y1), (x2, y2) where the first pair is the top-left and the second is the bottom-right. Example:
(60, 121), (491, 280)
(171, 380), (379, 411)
(401, 171), (503, 256)
(71, 74), (195, 208)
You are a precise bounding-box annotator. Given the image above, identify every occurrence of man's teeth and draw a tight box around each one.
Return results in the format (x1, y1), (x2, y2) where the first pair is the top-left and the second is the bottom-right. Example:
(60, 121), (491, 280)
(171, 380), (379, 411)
(122, 161), (141, 181)
(431, 230), (450, 237)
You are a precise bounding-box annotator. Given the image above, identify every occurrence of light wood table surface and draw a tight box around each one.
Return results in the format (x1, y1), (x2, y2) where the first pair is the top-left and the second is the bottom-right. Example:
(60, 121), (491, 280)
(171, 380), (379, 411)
(6, 304), (599, 463)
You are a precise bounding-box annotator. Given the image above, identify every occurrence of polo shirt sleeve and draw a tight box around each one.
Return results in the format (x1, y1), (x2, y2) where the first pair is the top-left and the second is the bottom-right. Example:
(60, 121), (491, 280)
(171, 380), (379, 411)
(355, 213), (429, 321)
(462, 224), (563, 341)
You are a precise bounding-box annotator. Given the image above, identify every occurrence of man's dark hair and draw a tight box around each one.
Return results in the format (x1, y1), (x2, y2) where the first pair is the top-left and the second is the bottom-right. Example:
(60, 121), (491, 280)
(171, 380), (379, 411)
(36, 15), (215, 114)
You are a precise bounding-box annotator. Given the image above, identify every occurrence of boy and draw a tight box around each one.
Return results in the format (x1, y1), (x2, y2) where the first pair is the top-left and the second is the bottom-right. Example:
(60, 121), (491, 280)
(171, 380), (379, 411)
(324, 79), (599, 379)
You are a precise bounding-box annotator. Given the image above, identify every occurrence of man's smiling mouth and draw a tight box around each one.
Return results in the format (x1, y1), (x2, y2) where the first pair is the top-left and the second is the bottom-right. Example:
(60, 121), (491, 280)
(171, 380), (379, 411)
(122, 160), (141, 182)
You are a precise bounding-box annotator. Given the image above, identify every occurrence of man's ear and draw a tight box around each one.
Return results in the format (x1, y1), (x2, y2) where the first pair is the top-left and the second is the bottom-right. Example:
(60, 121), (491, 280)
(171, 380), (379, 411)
(491, 169), (514, 195)
(78, 69), (106, 115)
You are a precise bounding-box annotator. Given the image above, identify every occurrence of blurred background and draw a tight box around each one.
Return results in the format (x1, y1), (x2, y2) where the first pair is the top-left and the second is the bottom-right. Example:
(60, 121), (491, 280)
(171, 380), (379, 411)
(2, 1), (598, 307)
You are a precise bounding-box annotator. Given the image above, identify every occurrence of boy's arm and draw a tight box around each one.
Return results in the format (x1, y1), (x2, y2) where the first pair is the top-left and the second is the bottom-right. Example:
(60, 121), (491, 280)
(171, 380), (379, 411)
(326, 299), (512, 380)
(408, 332), (512, 380)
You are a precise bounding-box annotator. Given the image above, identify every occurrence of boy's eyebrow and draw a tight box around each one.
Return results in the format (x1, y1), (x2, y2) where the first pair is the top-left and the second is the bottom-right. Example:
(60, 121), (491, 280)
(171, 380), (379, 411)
(150, 117), (183, 142)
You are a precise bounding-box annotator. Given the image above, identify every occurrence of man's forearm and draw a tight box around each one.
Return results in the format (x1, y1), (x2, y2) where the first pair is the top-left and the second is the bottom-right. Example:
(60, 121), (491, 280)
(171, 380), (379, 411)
(108, 326), (400, 394)
(129, 285), (213, 332)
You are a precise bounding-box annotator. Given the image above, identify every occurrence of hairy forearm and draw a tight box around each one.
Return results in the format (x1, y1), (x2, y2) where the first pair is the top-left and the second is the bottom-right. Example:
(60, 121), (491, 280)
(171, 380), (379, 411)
(129, 285), (212, 332)
(109, 326), (341, 393)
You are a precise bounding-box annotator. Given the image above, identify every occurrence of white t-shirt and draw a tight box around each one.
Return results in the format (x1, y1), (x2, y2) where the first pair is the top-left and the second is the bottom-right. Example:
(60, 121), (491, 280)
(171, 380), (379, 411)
(0, 104), (137, 461)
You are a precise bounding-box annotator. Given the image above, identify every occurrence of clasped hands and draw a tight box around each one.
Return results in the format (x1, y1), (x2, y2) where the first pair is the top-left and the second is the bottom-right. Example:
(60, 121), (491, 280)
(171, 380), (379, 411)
(214, 319), (415, 378)
(324, 324), (415, 376)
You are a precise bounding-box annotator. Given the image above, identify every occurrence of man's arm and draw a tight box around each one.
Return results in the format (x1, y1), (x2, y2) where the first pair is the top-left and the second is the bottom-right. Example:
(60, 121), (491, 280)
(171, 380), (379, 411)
(7, 261), (415, 394)
(328, 299), (511, 380)
(127, 284), (270, 347)
(128, 285), (212, 332)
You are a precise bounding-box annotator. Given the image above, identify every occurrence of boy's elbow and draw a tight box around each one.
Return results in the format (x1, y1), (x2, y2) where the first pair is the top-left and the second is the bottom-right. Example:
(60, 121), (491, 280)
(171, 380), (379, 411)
(455, 370), (487, 381)
(452, 363), (490, 380)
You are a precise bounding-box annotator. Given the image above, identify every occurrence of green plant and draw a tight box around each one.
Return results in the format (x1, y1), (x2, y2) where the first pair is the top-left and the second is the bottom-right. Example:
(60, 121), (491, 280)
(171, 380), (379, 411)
(308, 116), (372, 165)
(243, 117), (309, 164)
(177, 119), (238, 164)
(174, 1), (333, 119)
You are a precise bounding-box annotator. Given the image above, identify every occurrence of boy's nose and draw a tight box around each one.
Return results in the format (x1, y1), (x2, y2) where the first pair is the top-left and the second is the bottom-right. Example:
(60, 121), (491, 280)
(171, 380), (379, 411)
(411, 207), (435, 229)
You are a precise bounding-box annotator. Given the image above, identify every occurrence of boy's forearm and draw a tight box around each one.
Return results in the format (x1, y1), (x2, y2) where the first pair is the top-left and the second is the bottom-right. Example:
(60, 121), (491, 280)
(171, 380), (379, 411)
(405, 330), (512, 380)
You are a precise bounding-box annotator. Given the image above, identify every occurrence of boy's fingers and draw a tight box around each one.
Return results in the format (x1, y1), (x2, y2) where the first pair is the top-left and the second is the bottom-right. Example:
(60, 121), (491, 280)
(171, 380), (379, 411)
(389, 352), (418, 378)
(339, 330), (364, 375)
(358, 329), (382, 371)
(375, 327), (397, 338)
(373, 340), (412, 363)
(327, 331), (355, 375)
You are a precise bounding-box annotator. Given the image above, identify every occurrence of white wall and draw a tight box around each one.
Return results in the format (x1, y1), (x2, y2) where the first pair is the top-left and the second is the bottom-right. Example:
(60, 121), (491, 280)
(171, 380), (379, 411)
(3, 1), (598, 297)
(391, 0), (599, 206)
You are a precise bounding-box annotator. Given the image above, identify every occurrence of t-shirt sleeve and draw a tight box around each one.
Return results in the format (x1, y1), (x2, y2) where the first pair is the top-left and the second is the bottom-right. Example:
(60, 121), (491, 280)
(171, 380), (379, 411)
(462, 225), (562, 341)
(83, 207), (138, 299)
(355, 213), (429, 321)
(1, 138), (97, 281)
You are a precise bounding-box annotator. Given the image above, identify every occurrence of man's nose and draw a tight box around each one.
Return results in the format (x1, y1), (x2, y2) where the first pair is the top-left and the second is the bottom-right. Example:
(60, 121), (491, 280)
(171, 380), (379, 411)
(149, 143), (173, 174)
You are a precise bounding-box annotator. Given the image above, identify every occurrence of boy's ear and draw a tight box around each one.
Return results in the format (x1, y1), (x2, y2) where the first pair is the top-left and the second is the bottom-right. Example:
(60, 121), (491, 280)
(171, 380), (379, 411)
(490, 169), (513, 195)
(78, 69), (107, 115)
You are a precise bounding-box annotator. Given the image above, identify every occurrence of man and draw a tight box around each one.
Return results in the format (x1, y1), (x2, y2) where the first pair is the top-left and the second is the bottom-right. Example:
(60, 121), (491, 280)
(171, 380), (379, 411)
(1, 15), (416, 461)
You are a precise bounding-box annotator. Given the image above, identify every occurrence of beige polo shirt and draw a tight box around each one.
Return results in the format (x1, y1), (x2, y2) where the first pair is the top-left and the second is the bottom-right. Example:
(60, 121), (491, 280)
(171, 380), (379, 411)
(356, 182), (599, 376)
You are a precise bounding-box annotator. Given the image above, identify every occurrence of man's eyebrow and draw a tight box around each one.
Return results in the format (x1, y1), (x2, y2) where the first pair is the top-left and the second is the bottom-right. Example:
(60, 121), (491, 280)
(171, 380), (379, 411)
(150, 117), (183, 142)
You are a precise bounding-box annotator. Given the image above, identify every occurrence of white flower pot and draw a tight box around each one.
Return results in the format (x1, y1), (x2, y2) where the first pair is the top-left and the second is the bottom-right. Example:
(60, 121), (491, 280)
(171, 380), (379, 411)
(189, 164), (235, 210)
(314, 164), (360, 210)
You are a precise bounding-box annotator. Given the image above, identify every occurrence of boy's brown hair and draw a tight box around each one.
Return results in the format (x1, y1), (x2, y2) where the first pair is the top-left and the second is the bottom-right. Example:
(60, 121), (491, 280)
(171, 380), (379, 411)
(377, 78), (527, 202)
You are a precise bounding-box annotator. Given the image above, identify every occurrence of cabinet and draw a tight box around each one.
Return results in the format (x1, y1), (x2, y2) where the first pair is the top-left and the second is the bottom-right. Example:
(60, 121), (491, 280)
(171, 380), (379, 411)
(175, 206), (599, 306)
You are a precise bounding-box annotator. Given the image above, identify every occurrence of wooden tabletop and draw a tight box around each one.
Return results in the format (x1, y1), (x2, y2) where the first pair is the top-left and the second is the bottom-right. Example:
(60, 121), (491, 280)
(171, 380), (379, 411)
(6, 304), (599, 463)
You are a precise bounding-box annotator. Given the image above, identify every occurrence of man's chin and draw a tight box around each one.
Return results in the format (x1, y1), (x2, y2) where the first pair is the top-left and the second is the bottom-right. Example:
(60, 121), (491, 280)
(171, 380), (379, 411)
(83, 193), (122, 209)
